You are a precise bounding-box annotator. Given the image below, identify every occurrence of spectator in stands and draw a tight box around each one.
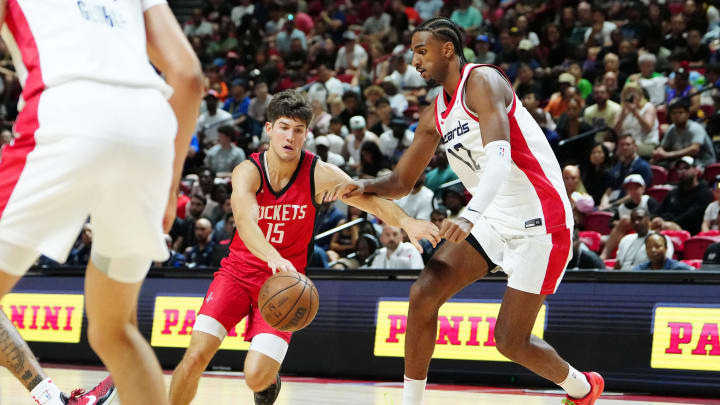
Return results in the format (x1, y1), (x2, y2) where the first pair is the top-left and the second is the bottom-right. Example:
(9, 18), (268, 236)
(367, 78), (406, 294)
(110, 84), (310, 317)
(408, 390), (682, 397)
(379, 116), (414, 162)
(345, 116), (380, 170)
(628, 53), (667, 106)
(315, 136), (345, 167)
(664, 14), (688, 52)
(213, 211), (235, 243)
(529, 107), (560, 149)
(328, 216), (360, 261)
(701, 179), (720, 232)
(197, 90), (233, 145)
(335, 31), (368, 74)
(173, 193), (207, 252)
(275, 18), (307, 57)
(387, 53), (425, 91)
(414, 0), (443, 20)
(585, 7), (617, 46)
(569, 228), (605, 269)
(395, 171), (434, 221)
(702, 240), (720, 264)
(614, 83), (660, 159)
(603, 135), (653, 207)
(358, 141), (390, 178)
(602, 174), (661, 259)
(381, 81), (409, 117)
(337, 92), (367, 129)
(633, 233), (694, 270)
(582, 143), (613, 205)
(370, 224), (424, 269)
(666, 68), (700, 115)
(315, 202), (346, 250)
(615, 208), (674, 269)
(369, 97), (393, 136)
(224, 79), (250, 123)
(652, 156), (714, 234)
(158, 234), (186, 268)
(441, 183), (467, 219)
(556, 96), (592, 140)
(204, 126), (246, 174)
(653, 100), (716, 168)
(473, 34), (496, 65)
(546, 73), (578, 119)
(68, 223), (92, 266)
(425, 145), (458, 192)
(185, 218), (216, 267)
(563, 164), (594, 226)
(309, 98), (333, 136)
(583, 84), (621, 143)
(328, 116), (350, 140)
(248, 81), (273, 137)
(230, 0), (253, 27)
(687, 28), (710, 68)
(307, 63), (344, 108)
(523, 92), (555, 130)
(363, 2), (391, 38)
(513, 63), (543, 100)
(184, 8), (213, 38)
(450, 0), (483, 37)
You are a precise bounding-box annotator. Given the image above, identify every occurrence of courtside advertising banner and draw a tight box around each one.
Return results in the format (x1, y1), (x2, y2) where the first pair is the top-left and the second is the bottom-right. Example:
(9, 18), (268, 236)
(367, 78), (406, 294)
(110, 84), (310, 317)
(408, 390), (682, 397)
(651, 305), (720, 371)
(0, 293), (84, 343)
(150, 296), (250, 350)
(374, 299), (547, 361)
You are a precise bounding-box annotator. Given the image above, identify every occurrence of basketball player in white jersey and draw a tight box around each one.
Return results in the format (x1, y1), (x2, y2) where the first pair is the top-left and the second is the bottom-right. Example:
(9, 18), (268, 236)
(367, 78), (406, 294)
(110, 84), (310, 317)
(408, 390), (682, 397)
(329, 18), (604, 405)
(0, 1), (203, 405)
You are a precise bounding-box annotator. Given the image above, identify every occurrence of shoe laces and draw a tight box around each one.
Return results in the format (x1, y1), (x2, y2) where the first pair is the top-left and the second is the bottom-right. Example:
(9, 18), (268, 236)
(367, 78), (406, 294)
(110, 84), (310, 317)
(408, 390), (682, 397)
(69, 389), (85, 400)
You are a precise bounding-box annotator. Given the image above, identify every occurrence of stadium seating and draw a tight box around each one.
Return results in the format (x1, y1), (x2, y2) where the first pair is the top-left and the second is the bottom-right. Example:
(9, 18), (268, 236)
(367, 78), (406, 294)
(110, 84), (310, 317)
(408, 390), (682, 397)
(646, 185), (673, 203)
(578, 231), (602, 252)
(584, 211), (613, 235)
(683, 236), (719, 260)
(650, 165), (668, 186)
(661, 230), (691, 256)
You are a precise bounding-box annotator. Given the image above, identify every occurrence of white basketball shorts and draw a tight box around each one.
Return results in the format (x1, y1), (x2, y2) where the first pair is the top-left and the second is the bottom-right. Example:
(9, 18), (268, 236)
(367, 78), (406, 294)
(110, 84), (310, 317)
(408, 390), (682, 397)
(0, 80), (176, 279)
(470, 217), (573, 295)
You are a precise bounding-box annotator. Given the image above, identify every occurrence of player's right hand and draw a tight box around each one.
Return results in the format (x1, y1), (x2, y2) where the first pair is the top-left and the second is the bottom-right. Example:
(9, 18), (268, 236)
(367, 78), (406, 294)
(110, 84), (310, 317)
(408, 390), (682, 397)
(323, 180), (365, 202)
(267, 254), (297, 274)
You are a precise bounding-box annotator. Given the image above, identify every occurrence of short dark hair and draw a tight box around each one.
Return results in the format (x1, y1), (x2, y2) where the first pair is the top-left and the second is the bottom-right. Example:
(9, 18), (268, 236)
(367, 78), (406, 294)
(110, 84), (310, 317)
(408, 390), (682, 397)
(646, 232), (667, 248)
(191, 194), (206, 205)
(413, 17), (468, 65)
(217, 125), (236, 139)
(668, 99), (690, 112)
(266, 89), (313, 127)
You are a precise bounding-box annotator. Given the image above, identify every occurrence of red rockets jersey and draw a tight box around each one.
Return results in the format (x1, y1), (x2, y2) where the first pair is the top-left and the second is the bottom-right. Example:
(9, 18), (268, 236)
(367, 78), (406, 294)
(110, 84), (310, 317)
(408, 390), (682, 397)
(223, 150), (319, 275)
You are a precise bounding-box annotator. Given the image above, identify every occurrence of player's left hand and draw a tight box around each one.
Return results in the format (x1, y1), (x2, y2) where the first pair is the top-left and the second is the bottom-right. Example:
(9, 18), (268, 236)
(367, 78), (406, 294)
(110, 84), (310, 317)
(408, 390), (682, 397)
(162, 192), (178, 233)
(400, 218), (441, 252)
(439, 218), (474, 243)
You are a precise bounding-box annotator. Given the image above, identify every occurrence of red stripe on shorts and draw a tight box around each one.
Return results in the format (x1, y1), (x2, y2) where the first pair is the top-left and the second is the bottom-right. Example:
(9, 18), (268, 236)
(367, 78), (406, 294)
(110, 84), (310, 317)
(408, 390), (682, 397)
(540, 228), (572, 294)
(0, 0), (44, 219)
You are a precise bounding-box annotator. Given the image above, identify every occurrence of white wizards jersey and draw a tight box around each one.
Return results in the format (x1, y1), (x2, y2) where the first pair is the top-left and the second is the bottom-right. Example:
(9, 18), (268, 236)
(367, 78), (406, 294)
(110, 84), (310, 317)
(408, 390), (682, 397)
(1, 0), (172, 111)
(434, 64), (572, 235)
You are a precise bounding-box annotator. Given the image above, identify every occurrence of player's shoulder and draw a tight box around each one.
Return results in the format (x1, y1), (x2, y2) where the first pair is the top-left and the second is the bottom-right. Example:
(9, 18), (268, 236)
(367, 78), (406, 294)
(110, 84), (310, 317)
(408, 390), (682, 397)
(416, 100), (439, 135)
(232, 159), (262, 188)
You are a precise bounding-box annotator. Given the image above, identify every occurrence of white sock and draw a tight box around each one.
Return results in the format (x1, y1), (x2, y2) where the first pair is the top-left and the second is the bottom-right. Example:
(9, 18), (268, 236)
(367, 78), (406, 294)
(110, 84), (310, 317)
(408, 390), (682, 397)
(402, 375), (427, 405)
(30, 378), (64, 405)
(558, 365), (591, 399)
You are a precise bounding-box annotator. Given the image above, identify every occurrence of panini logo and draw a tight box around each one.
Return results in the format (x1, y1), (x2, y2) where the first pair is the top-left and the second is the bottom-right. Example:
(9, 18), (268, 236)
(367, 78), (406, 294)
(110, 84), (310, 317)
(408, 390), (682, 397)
(374, 300), (546, 361)
(651, 306), (720, 371)
(442, 121), (470, 144)
(0, 293), (84, 343)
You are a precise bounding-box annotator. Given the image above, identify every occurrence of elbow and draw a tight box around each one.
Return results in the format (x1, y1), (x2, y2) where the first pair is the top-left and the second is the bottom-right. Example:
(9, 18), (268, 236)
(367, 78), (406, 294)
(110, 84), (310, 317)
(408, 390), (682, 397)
(167, 58), (204, 97)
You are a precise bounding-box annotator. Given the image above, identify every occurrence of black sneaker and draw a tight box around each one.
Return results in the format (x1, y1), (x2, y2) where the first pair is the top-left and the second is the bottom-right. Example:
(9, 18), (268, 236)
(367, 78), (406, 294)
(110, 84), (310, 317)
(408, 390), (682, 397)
(253, 374), (281, 405)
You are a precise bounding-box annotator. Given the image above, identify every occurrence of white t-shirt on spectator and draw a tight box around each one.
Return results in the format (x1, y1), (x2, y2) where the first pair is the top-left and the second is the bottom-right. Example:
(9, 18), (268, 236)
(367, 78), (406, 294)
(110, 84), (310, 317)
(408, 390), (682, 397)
(584, 21), (618, 44)
(306, 133), (346, 155)
(379, 129), (414, 158)
(639, 76), (668, 106)
(335, 44), (369, 72)
(388, 93), (409, 116)
(307, 77), (344, 105)
(197, 109), (233, 143)
(616, 232), (674, 269)
(387, 66), (426, 90)
(395, 186), (434, 221)
(704, 200), (720, 228)
(346, 131), (380, 166)
(323, 151), (346, 168)
(231, 4), (255, 26)
(414, 0), (444, 20)
(370, 242), (424, 269)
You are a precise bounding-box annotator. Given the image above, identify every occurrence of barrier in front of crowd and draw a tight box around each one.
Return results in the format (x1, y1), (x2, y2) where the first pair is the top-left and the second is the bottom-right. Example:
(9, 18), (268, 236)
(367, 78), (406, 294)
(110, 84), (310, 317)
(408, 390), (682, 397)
(7, 267), (720, 397)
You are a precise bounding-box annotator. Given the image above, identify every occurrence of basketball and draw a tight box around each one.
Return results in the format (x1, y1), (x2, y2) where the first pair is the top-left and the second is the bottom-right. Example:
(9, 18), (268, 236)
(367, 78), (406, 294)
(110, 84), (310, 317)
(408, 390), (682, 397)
(258, 271), (319, 332)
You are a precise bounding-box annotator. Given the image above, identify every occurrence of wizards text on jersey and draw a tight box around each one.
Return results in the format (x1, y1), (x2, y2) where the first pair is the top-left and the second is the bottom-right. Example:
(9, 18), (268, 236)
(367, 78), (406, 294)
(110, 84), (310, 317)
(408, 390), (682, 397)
(442, 120), (470, 144)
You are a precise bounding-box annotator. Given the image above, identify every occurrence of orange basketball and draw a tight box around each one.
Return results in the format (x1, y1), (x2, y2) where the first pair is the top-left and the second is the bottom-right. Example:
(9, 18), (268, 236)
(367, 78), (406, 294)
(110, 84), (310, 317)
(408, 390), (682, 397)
(258, 271), (319, 332)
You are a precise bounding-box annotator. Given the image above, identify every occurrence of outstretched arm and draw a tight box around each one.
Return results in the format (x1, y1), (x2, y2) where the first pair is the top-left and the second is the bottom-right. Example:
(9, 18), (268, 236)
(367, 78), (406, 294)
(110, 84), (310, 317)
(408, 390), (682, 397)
(314, 160), (440, 250)
(230, 162), (296, 272)
(327, 107), (440, 201)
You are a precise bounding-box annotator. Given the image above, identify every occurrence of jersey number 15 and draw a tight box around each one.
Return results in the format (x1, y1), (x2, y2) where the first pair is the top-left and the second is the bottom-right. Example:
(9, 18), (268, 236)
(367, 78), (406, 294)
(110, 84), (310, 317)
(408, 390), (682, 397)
(265, 223), (285, 244)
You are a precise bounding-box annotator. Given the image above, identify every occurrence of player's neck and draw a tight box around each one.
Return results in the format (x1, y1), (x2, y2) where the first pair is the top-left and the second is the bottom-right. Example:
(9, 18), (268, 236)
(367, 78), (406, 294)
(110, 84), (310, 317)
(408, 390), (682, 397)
(265, 148), (301, 180)
(441, 60), (465, 97)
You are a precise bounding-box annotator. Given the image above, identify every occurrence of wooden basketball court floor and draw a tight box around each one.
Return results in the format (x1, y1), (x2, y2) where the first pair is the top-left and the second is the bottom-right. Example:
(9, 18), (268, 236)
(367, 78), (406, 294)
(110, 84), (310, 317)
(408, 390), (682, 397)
(1, 364), (718, 405)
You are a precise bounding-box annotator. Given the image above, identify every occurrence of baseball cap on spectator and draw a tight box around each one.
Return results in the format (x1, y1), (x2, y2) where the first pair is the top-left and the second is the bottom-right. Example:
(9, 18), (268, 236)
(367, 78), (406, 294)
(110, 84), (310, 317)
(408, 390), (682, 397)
(476, 34), (489, 43)
(205, 89), (219, 99)
(350, 116), (366, 130)
(343, 31), (357, 41)
(558, 72), (576, 86)
(676, 156), (696, 168)
(623, 174), (646, 188)
(315, 136), (330, 148)
(518, 39), (534, 51)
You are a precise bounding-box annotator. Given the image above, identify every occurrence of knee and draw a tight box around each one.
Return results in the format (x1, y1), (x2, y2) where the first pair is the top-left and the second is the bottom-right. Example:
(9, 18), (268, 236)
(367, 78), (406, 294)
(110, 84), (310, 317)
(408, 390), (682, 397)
(244, 367), (275, 392)
(87, 321), (132, 356)
(493, 324), (529, 361)
(408, 259), (451, 313)
(180, 349), (214, 377)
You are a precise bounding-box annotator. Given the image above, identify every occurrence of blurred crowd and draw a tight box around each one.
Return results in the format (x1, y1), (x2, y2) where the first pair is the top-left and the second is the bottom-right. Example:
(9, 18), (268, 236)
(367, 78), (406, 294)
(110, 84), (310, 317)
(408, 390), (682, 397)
(6, 0), (720, 270)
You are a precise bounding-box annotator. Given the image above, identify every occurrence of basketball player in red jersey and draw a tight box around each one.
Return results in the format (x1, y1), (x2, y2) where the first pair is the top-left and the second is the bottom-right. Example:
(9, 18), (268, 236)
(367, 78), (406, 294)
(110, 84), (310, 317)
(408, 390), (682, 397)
(329, 18), (604, 405)
(168, 90), (440, 405)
